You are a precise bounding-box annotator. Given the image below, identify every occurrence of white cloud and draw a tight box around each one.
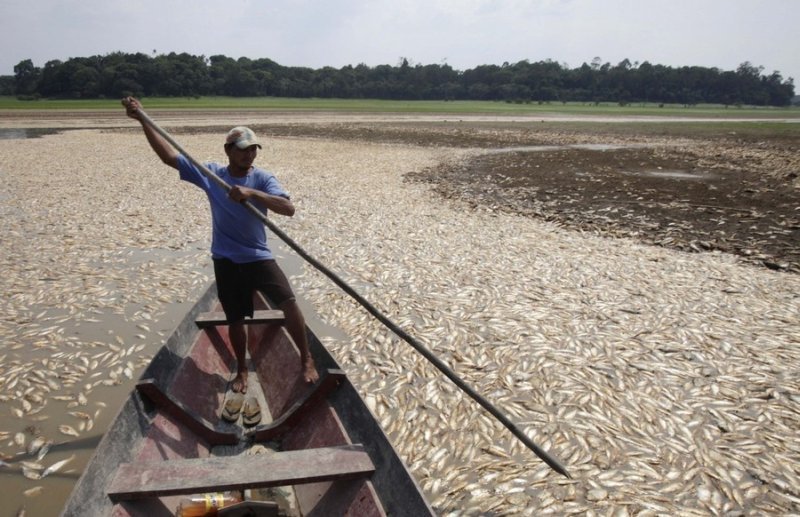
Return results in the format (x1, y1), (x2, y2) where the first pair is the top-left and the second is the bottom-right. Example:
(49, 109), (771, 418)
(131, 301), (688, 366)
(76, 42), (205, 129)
(1, 0), (797, 82)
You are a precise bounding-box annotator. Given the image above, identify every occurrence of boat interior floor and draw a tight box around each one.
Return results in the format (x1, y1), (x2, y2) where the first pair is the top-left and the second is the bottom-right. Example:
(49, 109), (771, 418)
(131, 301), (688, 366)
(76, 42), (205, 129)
(219, 356), (273, 427)
(212, 357), (301, 516)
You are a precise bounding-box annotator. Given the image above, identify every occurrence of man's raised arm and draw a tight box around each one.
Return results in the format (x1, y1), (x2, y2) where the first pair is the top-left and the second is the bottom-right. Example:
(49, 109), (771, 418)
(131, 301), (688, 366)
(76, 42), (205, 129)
(122, 97), (179, 170)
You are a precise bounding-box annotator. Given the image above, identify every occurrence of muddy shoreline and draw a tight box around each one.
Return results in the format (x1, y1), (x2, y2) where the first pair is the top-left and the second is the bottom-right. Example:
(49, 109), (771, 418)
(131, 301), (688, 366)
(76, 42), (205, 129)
(2, 111), (799, 515)
(184, 119), (800, 273)
(6, 111), (799, 269)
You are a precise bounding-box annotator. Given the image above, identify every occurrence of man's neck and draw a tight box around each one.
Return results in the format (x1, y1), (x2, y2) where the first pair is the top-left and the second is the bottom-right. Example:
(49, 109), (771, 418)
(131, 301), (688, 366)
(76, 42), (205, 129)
(228, 165), (251, 177)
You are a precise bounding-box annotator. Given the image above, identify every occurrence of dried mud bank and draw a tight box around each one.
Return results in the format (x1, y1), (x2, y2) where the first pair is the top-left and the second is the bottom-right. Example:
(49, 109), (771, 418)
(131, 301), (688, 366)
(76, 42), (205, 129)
(249, 121), (800, 273)
(1, 123), (799, 515)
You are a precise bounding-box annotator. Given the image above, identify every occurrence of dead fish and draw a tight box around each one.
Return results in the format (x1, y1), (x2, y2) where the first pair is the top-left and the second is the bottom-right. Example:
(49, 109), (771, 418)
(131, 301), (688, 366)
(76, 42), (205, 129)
(26, 436), (46, 455)
(21, 465), (41, 480)
(481, 445), (510, 458)
(36, 441), (53, 461)
(58, 425), (79, 437)
(42, 454), (75, 478)
(20, 460), (43, 471)
(23, 486), (43, 497)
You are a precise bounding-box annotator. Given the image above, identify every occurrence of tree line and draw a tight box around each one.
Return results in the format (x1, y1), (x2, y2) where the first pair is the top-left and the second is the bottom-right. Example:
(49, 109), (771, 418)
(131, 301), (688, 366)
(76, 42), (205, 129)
(4, 52), (796, 106)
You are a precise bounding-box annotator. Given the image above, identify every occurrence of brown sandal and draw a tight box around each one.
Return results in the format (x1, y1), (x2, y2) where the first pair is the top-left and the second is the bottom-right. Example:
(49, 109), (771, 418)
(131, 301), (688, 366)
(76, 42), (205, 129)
(242, 396), (261, 427)
(221, 392), (244, 422)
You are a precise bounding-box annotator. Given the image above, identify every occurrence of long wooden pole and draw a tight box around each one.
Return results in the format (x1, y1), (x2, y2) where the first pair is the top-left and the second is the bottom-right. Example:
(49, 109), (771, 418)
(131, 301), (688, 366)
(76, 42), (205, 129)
(131, 106), (571, 479)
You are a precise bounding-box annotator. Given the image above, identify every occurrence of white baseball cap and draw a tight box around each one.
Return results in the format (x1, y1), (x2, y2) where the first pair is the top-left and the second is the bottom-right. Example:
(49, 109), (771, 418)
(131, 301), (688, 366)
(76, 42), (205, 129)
(225, 126), (262, 149)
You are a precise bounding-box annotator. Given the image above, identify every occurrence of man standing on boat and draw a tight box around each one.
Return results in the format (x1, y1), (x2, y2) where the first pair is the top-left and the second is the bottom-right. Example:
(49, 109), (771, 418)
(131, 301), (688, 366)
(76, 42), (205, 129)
(122, 97), (319, 389)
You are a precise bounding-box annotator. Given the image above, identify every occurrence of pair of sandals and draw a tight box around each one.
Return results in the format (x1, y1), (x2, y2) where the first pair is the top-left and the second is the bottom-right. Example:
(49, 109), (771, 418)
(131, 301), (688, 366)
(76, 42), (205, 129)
(222, 392), (261, 426)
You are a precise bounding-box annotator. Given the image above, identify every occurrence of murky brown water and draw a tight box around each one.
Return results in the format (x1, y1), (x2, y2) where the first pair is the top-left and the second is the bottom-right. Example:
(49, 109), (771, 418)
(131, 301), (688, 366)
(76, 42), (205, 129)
(3, 114), (798, 515)
(0, 123), (342, 516)
(1, 241), (339, 517)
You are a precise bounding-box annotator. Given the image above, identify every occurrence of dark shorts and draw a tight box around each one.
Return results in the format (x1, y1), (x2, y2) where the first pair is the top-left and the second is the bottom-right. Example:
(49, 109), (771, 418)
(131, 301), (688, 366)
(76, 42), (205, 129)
(213, 258), (295, 322)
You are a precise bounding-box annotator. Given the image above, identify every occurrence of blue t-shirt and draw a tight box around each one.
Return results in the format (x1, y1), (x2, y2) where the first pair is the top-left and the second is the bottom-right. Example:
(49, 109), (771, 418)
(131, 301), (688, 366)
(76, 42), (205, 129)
(177, 154), (289, 263)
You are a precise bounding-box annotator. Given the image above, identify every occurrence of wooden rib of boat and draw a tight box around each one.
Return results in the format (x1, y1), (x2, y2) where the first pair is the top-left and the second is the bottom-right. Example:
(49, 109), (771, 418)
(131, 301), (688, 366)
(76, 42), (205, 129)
(61, 284), (433, 516)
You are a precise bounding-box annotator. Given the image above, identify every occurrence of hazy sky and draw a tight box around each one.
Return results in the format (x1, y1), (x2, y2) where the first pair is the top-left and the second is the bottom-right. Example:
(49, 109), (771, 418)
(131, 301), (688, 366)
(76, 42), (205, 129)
(2, 0), (797, 84)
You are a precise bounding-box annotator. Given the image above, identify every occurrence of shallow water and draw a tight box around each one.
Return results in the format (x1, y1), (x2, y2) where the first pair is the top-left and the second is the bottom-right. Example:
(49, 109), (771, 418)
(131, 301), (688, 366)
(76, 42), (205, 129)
(0, 126), (345, 515)
(638, 169), (713, 179)
(1, 241), (341, 517)
(0, 127), (62, 140)
(620, 168), (716, 180)
(4, 118), (798, 515)
(481, 143), (654, 155)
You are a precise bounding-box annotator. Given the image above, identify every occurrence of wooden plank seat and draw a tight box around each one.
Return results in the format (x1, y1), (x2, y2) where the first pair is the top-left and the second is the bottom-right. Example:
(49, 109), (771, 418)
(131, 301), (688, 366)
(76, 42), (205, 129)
(196, 310), (285, 328)
(136, 379), (241, 446)
(248, 369), (346, 442)
(107, 444), (375, 502)
(135, 369), (346, 446)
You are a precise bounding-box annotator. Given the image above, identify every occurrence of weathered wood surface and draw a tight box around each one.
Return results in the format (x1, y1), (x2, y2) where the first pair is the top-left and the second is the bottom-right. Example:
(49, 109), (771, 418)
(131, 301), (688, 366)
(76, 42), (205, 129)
(107, 444), (374, 502)
(135, 379), (240, 445)
(249, 369), (345, 441)
(62, 287), (434, 516)
(195, 310), (285, 328)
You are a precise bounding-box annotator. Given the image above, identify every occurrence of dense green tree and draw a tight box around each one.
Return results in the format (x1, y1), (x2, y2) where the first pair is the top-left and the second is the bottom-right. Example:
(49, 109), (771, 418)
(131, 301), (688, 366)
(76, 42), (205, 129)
(0, 75), (15, 95)
(14, 59), (40, 96)
(10, 53), (795, 106)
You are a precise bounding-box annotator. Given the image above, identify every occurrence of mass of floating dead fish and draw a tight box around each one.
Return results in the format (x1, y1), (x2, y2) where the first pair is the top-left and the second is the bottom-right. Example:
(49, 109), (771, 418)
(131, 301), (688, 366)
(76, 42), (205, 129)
(1, 126), (799, 515)
(0, 130), (213, 510)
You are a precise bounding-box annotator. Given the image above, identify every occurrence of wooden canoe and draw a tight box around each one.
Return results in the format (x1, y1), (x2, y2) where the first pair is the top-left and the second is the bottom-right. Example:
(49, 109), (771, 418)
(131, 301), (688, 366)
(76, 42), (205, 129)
(61, 284), (433, 516)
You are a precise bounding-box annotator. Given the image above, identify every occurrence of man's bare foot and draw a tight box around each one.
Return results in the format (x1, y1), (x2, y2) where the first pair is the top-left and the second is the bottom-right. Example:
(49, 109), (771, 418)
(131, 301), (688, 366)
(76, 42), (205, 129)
(303, 359), (319, 384)
(231, 371), (248, 393)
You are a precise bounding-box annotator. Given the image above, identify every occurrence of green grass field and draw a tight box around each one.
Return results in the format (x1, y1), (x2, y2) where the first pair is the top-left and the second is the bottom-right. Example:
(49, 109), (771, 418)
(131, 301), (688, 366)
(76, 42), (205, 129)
(2, 96), (798, 139)
(1, 95), (799, 118)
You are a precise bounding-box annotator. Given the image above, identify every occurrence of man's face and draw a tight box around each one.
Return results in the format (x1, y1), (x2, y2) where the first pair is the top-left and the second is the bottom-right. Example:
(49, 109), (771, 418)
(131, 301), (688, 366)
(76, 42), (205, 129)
(227, 144), (258, 171)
